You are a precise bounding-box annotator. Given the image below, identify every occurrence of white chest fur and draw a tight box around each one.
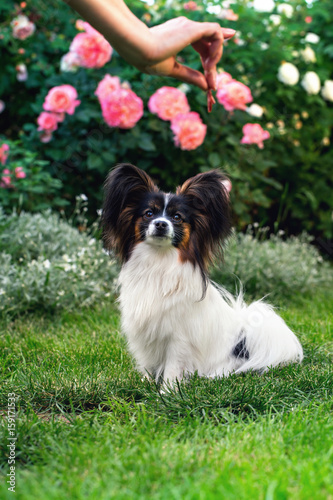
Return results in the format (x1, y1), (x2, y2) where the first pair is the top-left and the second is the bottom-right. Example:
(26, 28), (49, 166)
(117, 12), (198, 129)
(118, 242), (240, 380)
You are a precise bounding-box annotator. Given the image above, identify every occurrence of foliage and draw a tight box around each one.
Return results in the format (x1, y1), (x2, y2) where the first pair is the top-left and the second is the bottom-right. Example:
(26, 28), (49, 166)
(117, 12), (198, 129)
(0, 205), (117, 316)
(212, 226), (332, 300)
(0, 0), (332, 237)
(0, 139), (64, 212)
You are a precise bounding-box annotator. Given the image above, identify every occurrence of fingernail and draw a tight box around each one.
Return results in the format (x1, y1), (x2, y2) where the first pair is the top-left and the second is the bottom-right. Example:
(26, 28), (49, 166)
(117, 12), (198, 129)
(222, 28), (236, 35)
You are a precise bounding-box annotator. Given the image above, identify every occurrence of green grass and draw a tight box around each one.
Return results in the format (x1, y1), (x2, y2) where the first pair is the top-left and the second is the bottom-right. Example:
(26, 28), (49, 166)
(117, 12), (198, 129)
(0, 291), (332, 499)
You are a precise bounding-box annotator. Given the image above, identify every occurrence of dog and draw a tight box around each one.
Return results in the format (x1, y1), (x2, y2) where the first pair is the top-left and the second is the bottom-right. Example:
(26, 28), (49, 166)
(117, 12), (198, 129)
(102, 163), (303, 383)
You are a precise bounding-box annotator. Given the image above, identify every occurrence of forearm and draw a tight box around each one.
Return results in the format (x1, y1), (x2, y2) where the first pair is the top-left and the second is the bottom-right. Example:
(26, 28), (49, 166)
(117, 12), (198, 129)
(67, 0), (153, 66)
(65, 0), (235, 90)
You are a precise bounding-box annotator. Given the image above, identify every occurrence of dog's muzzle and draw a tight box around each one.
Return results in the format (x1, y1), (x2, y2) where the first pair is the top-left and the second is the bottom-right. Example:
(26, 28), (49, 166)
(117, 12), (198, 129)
(148, 218), (174, 240)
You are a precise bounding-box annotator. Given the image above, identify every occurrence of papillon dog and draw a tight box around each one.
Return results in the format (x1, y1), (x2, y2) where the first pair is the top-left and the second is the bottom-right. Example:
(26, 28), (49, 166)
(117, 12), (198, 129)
(102, 163), (303, 383)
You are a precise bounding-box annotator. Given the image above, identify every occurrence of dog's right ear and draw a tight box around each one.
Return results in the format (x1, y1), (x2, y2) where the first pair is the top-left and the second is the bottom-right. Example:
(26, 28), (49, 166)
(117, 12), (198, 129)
(102, 163), (158, 260)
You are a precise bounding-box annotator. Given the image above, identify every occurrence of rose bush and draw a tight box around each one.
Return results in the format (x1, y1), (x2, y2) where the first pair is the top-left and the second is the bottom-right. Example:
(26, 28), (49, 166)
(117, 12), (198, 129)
(0, 0), (332, 238)
(0, 139), (64, 212)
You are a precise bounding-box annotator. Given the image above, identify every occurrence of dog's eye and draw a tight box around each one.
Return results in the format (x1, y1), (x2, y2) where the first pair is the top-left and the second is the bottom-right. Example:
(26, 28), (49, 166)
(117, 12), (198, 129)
(144, 210), (153, 218)
(173, 213), (182, 221)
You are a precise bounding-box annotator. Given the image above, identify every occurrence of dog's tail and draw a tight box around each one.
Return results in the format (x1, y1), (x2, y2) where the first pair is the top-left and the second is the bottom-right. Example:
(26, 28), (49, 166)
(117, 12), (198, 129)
(212, 282), (303, 373)
(234, 298), (303, 373)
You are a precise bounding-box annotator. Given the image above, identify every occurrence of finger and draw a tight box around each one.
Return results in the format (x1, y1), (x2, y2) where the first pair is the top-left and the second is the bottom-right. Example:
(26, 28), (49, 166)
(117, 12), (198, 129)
(193, 27), (235, 90)
(204, 37), (223, 90)
(168, 61), (208, 91)
(193, 40), (220, 90)
(192, 26), (235, 54)
(205, 67), (217, 92)
(221, 28), (237, 40)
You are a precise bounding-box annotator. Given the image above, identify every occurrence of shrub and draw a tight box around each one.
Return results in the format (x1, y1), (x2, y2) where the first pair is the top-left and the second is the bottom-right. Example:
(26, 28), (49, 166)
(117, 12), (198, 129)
(0, 206), (117, 315)
(0, 205), (330, 316)
(0, 139), (64, 212)
(212, 226), (332, 300)
(0, 0), (332, 237)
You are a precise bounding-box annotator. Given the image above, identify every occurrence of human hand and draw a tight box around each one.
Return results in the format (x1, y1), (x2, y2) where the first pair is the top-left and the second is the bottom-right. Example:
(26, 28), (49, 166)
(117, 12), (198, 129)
(67, 0), (235, 93)
(137, 18), (236, 92)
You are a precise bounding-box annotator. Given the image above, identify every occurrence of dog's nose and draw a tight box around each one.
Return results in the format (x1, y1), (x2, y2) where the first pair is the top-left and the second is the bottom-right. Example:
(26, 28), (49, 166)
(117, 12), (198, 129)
(154, 220), (168, 229)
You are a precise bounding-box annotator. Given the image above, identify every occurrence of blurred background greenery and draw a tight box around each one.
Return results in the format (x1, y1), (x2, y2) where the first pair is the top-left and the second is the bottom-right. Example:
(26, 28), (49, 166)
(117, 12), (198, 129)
(0, 0), (332, 239)
(0, 0), (332, 316)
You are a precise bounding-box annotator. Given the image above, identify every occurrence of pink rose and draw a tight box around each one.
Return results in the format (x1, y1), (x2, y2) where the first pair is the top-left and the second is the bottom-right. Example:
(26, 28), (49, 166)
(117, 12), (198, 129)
(170, 112), (207, 151)
(184, 1), (198, 10)
(226, 9), (239, 21)
(217, 81), (253, 112)
(100, 88), (143, 129)
(40, 133), (53, 143)
(1, 169), (13, 188)
(75, 20), (87, 31)
(43, 85), (80, 115)
(55, 112), (65, 123)
(148, 87), (190, 121)
(240, 123), (270, 149)
(15, 167), (26, 179)
(37, 112), (60, 133)
(220, 9), (239, 21)
(11, 15), (35, 40)
(70, 21), (112, 69)
(60, 52), (81, 73)
(95, 75), (121, 101)
(305, 16), (312, 23)
(0, 143), (9, 165)
(216, 72), (234, 89)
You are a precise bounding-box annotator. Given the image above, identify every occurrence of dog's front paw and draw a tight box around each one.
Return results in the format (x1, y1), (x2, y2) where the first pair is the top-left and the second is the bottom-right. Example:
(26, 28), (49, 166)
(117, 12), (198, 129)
(160, 369), (185, 392)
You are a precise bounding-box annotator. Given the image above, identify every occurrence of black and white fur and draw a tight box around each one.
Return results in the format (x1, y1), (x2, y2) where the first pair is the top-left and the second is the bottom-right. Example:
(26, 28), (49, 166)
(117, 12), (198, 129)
(102, 164), (303, 383)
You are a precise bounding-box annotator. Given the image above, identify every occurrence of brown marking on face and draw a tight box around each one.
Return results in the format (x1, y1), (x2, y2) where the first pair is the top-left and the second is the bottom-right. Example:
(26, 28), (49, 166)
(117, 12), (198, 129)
(177, 224), (195, 266)
(134, 218), (142, 243)
(177, 222), (191, 251)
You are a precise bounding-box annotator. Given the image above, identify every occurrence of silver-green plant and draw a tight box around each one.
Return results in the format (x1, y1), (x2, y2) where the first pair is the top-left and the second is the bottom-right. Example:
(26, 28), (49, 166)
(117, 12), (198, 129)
(0, 205), (117, 315)
(211, 226), (331, 301)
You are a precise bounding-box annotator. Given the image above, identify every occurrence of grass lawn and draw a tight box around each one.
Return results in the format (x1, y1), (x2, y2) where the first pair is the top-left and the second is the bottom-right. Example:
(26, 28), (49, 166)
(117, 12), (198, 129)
(0, 290), (332, 499)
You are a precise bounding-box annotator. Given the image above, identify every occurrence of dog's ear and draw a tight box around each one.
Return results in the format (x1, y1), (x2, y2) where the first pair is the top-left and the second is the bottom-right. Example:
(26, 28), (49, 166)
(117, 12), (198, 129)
(177, 169), (232, 252)
(102, 163), (158, 259)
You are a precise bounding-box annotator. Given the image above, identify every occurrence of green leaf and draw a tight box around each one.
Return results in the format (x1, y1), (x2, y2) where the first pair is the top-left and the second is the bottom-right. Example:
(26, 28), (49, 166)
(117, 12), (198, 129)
(75, 111), (93, 123)
(323, 44), (333, 58)
(87, 154), (103, 170)
(252, 172), (283, 190)
(208, 153), (221, 168)
(101, 151), (116, 163)
(139, 136), (156, 152)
